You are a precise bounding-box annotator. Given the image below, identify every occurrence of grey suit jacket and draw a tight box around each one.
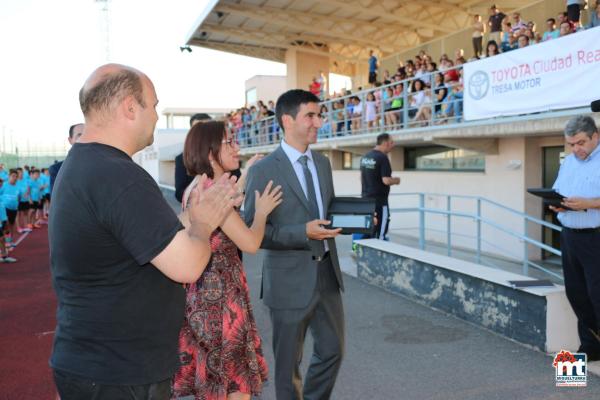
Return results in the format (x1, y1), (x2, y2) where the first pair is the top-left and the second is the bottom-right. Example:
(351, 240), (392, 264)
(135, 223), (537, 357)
(244, 146), (344, 309)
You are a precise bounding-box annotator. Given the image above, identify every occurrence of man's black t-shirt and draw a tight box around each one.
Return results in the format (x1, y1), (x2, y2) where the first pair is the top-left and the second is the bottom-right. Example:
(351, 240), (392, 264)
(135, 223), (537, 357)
(360, 149), (392, 204)
(49, 142), (185, 385)
(489, 12), (506, 32)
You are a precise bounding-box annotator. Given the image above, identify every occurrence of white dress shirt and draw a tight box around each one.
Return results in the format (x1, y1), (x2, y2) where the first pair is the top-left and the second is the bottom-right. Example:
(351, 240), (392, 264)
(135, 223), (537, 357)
(280, 139), (325, 220)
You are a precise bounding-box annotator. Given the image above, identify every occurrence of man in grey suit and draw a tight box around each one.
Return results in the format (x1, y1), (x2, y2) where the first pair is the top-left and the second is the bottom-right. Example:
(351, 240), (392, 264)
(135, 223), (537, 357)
(244, 89), (344, 400)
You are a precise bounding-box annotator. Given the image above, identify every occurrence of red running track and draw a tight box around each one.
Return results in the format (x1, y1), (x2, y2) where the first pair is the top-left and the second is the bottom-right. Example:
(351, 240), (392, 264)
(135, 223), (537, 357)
(0, 225), (57, 399)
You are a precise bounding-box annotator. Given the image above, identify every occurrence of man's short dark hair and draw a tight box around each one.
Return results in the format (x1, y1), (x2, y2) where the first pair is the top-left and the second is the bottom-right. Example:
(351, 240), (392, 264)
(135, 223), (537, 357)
(377, 133), (391, 145)
(68, 123), (84, 139)
(79, 69), (145, 117)
(565, 116), (598, 138)
(547, 18), (556, 24)
(189, 113), (212, 127)
(275, 89), (320, 129)
(9, 169), (17, 175)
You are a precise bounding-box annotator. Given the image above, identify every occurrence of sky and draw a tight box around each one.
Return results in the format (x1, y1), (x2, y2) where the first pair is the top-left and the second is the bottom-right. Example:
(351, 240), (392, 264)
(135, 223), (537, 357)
(0, 0), (287, 155)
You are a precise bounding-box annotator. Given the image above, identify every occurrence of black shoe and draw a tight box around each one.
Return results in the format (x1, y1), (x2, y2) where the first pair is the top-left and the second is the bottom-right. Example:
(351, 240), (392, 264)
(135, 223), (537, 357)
(577, 347), (600, 361)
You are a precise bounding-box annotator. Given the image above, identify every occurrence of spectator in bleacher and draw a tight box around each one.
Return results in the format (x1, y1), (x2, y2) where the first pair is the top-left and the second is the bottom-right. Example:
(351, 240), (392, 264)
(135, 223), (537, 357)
(320, 104), (332, 137)
(49, 123), (84, 194)
(454, 48), (465, 64)
(485, 40), (500, 57)
(413, 86), (433, 126)
(382, 70), (391, 84)
(365, 92), (377, 129)
(444, 75), (464, 123)
(268, 100), (275, 113)
(408, 79), (426, 120)
(517, 34), (530, 49)
(50, 63), (241, 399)
(433, 72), (448, 119)
(472, 14), (486, 58)
(567, 0), (586, 28)
(558, 11), (569, 27)
(318, 70), (327, 99)
(383, 87), (395, 126)
(587, 2), (600, 28)
(175, 113), (211, 203)
(501, 21), (514, 52)
(488, 4), (506, 44)
(560, 20), (574, 36)
(309, 77), (321, 98)
(542, 18), (560, 41)
(510, 12), (527, 34)
(368, 50), (378, 84)
(550, 115), (600, 361)
(351, 96), (362, 132)
(526, 21), (541, 43)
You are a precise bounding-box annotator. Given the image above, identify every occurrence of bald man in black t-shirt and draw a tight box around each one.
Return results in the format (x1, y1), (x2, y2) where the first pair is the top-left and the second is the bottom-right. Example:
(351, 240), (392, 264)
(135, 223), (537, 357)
(360, 133), (401, 240)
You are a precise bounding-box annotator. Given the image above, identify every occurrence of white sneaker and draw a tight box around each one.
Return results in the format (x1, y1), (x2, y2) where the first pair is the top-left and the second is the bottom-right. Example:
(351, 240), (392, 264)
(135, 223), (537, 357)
(2, 256), (17, 263)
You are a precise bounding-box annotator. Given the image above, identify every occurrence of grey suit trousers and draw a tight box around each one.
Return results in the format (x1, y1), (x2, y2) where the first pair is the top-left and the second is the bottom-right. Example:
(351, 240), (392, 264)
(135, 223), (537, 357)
(269, 255), (344, 400)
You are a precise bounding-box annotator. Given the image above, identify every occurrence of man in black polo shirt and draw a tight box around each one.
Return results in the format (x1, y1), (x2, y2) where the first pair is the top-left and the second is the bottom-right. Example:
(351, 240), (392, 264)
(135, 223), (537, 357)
(174, 113), (211, 202)
(360, 133), (401, 240)
(49, 63), (239, 399)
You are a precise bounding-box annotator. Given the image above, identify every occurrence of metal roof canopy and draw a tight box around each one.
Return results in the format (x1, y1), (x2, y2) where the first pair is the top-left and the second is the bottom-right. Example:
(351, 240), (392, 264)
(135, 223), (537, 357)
(185, 0), (526, 68)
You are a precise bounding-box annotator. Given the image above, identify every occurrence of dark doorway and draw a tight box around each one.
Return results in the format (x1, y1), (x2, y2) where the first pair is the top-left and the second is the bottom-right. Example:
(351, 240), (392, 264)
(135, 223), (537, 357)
(542, 146), (563, 258)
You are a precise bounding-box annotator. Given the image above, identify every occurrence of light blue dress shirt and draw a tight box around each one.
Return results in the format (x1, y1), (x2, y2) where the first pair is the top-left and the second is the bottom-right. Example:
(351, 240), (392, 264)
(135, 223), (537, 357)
(280, 139), (325, 220)
(553, 144), (600, 228)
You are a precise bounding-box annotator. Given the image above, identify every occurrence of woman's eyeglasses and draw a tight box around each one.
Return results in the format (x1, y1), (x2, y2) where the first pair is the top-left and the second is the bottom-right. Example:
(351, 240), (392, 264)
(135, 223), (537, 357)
(222, 137), (239, 146)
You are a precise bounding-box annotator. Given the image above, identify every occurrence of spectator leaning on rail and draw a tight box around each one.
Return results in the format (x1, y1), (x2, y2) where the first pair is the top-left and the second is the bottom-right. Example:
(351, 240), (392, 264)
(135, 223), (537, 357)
(542, 18), (560, 41)
(587, 2), (600, 28)
(550, 115), (600, 362)
(49, 63), (240, 399)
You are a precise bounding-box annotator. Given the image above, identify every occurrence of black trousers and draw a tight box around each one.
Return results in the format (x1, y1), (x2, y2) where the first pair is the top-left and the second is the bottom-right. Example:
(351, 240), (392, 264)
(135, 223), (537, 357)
(269, 256), (345, 400)
(53, 369), (171, 400)
(472, 36), (483, 58)
(561, 228), (600, 352)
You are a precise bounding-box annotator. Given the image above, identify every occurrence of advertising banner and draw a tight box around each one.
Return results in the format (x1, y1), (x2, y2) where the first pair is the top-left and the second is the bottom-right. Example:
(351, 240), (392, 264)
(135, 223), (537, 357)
(463, 28), (600, 121)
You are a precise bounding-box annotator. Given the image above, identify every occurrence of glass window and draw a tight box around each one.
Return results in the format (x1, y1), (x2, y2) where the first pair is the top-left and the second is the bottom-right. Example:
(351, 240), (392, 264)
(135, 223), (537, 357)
(246, 88), (257, 106)
(342, 152), (362, 170)
(405, 145), (484, 171)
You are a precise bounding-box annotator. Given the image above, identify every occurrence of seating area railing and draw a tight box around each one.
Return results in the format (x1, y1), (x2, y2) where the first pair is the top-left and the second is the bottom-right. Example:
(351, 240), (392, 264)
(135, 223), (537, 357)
(236, 66), (465, 148)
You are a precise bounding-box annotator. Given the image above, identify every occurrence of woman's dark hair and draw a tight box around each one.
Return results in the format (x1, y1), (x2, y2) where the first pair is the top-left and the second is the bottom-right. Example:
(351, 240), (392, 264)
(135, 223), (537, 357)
(486, 40), (499, 57)
(183, 120), (226, 179)
(411, 79), (424, 92)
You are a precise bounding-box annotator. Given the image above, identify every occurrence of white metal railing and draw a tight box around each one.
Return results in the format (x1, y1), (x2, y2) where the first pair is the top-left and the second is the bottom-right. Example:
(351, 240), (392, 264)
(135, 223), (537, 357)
(386, 192), (563, 281)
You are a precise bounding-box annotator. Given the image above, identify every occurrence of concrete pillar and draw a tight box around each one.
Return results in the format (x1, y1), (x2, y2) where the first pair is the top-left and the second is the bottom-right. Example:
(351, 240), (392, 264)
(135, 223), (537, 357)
(389, 146), (404, 171)
(285, 49), (329, 91)
(322, 150), (344, 170)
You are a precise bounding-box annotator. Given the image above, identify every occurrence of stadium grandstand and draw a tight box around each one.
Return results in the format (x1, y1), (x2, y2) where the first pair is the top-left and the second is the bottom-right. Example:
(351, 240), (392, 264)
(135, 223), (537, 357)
(159, 0), (599, 274)
(134, 0), (600, 358)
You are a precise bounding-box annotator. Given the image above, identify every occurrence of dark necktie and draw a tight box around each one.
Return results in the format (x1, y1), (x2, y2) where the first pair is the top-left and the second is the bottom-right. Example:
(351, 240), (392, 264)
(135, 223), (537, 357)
(298, 155), (325, 257)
